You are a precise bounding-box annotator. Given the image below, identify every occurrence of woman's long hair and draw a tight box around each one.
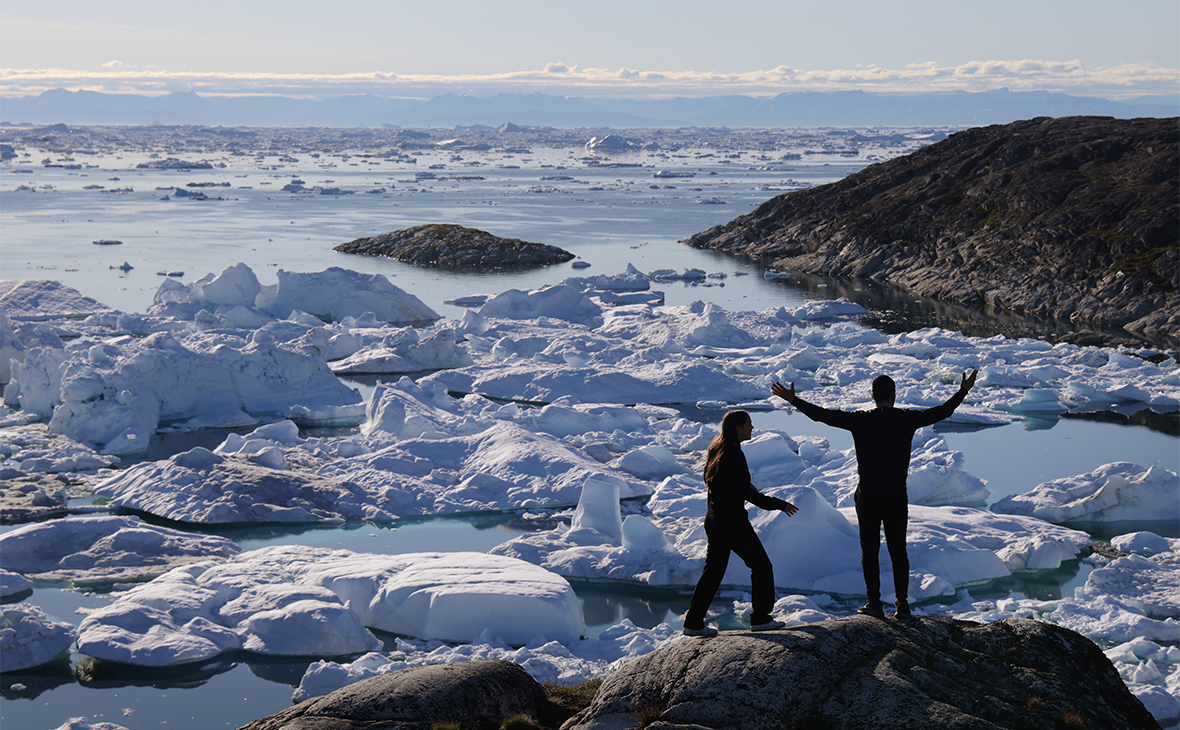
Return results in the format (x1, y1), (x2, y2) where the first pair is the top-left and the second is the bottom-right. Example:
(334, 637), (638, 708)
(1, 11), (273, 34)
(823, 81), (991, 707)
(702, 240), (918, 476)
(704, 410), (750, 488)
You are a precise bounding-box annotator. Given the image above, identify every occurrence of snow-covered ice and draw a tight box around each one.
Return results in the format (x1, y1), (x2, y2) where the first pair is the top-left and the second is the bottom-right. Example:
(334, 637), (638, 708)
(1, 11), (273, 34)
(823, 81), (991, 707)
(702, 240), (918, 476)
(1, 603), (76, 671)
(294, 618), (684, 701)
(0, 514), (240, 583)
(2, 265), (1178, 725)
(992, 461), (1179, 524)
(74, 546), (582, 667)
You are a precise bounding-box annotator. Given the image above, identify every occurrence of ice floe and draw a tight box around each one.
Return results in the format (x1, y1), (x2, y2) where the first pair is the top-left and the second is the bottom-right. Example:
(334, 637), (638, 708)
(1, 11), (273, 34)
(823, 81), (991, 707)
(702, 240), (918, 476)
(75, 546), (583, 666)
(0, 515), (240, 583)
(492, 481), (1091, 600)
(1, 603), (76, 671)
(992, 461), (1179, 523)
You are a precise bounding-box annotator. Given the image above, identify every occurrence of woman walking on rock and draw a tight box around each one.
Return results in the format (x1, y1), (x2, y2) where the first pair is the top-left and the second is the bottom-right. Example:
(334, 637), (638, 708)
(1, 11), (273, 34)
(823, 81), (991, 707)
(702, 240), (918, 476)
(683, 410), (798, 636)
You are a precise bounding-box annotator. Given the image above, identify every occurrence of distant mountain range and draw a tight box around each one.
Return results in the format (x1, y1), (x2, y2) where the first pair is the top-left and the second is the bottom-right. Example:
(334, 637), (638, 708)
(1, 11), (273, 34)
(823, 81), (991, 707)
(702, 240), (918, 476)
(1, 88), (1175, 128)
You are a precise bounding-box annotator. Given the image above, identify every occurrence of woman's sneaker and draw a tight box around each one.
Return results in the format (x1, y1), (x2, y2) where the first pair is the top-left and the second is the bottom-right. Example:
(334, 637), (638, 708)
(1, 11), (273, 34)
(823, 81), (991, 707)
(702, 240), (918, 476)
(751, 620), (786, 632)
(894, 600), (911, 619)
(857, 602), (885, 618)
(682, 625), (719, 637)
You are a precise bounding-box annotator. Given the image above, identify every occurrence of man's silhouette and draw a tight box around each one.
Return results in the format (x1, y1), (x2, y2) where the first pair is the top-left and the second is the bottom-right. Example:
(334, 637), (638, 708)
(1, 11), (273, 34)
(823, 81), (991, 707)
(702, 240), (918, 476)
(772, 370), (978, 618)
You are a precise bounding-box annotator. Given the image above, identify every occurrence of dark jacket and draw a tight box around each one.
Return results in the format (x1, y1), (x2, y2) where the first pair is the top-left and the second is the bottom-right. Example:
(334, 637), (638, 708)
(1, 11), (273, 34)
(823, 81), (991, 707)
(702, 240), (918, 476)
(705, 446), (791, 522)
(792, 388), (969, 502)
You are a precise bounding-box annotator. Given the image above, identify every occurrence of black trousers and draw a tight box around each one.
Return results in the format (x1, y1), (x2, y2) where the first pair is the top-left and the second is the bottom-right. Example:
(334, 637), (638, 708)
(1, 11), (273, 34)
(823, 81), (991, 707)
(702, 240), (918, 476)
(685, 515), (775, 627)
(855, 494), (909, 604)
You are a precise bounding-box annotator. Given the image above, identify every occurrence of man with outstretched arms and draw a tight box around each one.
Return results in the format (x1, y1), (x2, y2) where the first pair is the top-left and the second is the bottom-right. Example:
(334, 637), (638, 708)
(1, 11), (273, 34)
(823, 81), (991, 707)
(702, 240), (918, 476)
(771, 370), (978, 618)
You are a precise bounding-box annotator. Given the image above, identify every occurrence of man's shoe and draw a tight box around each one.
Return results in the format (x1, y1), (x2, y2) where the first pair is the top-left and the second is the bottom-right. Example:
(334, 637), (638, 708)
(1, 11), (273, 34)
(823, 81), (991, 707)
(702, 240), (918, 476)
(894, 600), (911, 619)
(682, 625), (718, 637)
(751, 620), (785, 632)
(857, 602), (885, 618)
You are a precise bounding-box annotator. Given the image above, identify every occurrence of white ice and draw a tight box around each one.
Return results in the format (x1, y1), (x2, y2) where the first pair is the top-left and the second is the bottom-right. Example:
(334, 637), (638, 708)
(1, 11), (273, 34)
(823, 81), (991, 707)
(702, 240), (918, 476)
(992, 461), (1179, 523)
(493, 479), (1090, 600)
(74, 546), (583, 666)
(1, 603), (75, 671)
(3, 267), (1179, 723)
(0, 514), (240, 583)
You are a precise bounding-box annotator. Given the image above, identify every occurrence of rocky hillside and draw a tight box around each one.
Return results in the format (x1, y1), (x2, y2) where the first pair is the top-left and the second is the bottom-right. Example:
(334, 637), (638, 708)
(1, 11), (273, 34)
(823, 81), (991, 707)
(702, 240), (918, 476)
(334, 224), (574, 270)
(685, 116), (1178, 341)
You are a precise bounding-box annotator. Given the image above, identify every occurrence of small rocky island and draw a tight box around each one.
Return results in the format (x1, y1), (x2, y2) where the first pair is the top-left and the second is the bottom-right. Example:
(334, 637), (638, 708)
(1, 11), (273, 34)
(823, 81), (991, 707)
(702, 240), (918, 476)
(334, 224), (575, 271)
(685, 116), (1179, 342)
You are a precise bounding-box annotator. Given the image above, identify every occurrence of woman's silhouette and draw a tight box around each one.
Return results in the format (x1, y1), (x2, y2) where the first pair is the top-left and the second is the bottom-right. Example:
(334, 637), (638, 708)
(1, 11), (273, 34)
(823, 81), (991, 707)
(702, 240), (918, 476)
(683, 410), (799, 636)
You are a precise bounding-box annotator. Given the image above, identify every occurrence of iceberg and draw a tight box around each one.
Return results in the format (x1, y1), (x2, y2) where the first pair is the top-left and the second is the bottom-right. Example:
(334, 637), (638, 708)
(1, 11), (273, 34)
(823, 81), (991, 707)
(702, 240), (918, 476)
(75, 546), (583, 666)
(992, 462), (1179, 523)
(0, 514), (240, 583)
(1, 603), (75, 671)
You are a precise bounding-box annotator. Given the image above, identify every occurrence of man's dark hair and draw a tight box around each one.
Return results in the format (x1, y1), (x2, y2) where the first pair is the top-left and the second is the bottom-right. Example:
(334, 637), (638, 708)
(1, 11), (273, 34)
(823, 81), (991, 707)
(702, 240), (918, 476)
(871, 375), (895, 404)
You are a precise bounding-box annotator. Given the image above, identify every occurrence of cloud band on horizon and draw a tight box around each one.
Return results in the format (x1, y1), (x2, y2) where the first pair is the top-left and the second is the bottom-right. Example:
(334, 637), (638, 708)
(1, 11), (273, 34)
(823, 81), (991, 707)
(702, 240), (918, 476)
(1, 60), (1176, 101)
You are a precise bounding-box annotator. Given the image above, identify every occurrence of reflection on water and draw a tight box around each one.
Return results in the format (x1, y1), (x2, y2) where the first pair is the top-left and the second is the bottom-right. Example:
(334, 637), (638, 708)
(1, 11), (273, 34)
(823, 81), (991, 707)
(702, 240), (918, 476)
(765, 268), (1180, 350)
(1064, 408), (1180, 438)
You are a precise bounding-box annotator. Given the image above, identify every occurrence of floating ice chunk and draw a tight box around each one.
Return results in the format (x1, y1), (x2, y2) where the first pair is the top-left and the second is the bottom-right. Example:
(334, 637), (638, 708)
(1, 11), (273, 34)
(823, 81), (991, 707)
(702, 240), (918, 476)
(646, 473), (708, 520)
(94, 448), (396, 523)
(256, 266), (440, 324)
(622, 514), (673, 551)
(51, 718), (131, 730)
(0, 569), (32, 597)
(595, 290), (666, 306)
(325, 420), (649, 515)
(743, 432), (806, 486)
(363, 380), (473, 440)
(0, 514), (240, 583)
(75, 546), (582, 667)
(294, 619), (682, 701)
(1006, 388), (1065, 414)
(1048, 593), (1179, 644)
(564, 269), (650, 292)
(1, 603), (75, 671)
(0, 307), (22, 387)
(530, 402), (648, 438)
(423, 358), (761, 406)
(992, 462), (1179, 524)
(304, 549), (584, 645)
(479, 284), (603, 327)
(0, 280), (116, 321)
(15, 329), (361, 453)
(4, 430), (117, 473)
(567, 474), (624, 546)
(1084, 554), (1180, 618)
(616, 444), (684, 480)
(191, 262), (261, 308)
(329, 347), (421, 374)
(790, 297), (868, 320)
(1111, 531), (1177, 558)
(1103, 637), (1180, 725)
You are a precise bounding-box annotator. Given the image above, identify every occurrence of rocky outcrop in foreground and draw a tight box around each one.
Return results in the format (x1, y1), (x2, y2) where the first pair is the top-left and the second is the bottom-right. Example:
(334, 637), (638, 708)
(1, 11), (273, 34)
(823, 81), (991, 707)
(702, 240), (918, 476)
(239, 660), (553, 730)
(685, 116), (1179, 341)
(565, 616), (1157, 730)
(240, 617), (1157, 730)
(334, 224), (575, 271)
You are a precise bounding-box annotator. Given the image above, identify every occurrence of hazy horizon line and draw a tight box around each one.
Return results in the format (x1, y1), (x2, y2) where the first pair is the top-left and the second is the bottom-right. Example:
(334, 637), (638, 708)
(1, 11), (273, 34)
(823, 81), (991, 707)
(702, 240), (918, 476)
(2, 60), (1177, 102)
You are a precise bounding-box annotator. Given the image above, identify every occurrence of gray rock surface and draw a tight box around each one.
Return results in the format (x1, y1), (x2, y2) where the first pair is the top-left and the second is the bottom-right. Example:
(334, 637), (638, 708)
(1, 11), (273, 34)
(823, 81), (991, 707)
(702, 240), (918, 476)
(238, 659), (551, 730)
(562, 615), (1160, 730)
(685, 116), (1179, 343)
(0, 469), (70, 523)
(334, 224), (575, 271)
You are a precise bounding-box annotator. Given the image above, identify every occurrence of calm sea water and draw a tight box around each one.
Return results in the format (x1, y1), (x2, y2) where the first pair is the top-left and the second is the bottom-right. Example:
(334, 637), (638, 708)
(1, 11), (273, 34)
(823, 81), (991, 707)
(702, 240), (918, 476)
(2, 142), (1177, 730)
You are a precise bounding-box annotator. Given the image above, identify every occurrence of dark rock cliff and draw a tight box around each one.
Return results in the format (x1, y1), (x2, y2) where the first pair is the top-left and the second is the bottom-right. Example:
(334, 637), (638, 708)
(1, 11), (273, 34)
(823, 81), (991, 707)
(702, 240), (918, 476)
(684, 116), (1179, 341)
(334, 223), (575, 271)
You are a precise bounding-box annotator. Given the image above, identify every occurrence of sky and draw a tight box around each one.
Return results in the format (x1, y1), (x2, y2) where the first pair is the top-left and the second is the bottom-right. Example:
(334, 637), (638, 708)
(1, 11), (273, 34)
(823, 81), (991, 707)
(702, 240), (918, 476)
(1, 0), (1177, 101)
